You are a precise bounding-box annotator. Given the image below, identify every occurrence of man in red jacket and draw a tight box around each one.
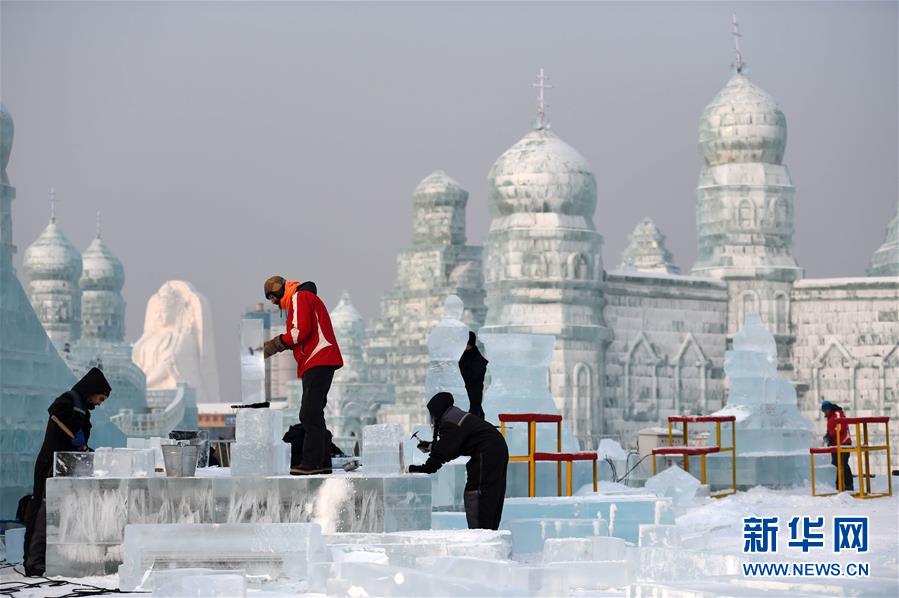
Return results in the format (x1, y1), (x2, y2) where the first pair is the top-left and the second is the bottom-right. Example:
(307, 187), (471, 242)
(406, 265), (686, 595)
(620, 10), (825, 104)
(263, 276), (343, 475)
(822, 400), (854, 492)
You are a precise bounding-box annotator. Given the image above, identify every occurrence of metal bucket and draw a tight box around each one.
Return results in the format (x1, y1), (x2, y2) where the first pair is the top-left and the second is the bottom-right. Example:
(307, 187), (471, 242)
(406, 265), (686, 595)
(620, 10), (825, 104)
(161, 444), (199, 477)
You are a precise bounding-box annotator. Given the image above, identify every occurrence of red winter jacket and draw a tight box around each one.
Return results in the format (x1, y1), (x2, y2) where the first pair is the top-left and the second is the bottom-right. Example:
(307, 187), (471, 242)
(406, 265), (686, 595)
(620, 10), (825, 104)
(278, 281), (343, 378)
(825, 408), (852, 447)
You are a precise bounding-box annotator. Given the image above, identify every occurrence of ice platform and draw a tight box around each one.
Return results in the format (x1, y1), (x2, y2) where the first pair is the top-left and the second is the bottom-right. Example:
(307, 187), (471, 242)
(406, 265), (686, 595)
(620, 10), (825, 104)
(45, 470), (431, 577)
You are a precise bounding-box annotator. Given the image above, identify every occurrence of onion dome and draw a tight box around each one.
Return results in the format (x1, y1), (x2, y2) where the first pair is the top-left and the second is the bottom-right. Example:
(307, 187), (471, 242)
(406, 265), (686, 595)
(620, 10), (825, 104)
(487, 127), (596, 218)
(331, 290), (365, 338)
(1, 102), (13, 186)
(413, 170), (467, 205)
(23, 219), (82, 283)
(80, 229), (124, 292)
(699, 73), (787, 166)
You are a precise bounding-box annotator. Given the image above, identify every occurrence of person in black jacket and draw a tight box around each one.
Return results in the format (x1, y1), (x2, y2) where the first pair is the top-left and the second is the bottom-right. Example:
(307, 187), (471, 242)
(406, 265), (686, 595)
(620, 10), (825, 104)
(408, 392), (508, 530)
(458, 331), (488, 419)
(23, 367), (111, 577)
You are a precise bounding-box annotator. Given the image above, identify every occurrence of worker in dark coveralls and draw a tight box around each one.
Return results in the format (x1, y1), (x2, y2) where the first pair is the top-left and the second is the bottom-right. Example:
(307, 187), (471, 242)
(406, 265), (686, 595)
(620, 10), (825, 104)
(23, 367), (111, 576)
(408, 392), (509, 530)
(458, 331), (488, 419)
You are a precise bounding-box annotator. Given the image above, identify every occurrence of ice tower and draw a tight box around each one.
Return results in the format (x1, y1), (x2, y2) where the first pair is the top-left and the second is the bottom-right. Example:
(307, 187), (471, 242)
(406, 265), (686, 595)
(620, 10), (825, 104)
(23, 190), (83, 345)
(369, 171), (485, 430)
(0, 102), (77, 516)
(708, 313), (817, 488)
(319, 291), (393, 451)
(690, 19), (802, 356)
(618, 218), (680, 275)
(481, 69), (609, 448)
(867, 200), (898, 277)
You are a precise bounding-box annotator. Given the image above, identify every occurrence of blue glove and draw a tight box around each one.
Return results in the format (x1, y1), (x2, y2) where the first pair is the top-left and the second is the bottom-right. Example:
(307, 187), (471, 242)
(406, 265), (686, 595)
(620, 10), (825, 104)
(72, 429), (85, 449)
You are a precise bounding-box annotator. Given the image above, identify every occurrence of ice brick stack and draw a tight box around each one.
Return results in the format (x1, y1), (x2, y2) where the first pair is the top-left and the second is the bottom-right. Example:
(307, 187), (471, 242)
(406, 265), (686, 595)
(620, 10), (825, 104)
(229, 408), (289, 477)
(118, 522), (323, 591)
(362, 423), (405, 474)
(708, 313), (819, 487)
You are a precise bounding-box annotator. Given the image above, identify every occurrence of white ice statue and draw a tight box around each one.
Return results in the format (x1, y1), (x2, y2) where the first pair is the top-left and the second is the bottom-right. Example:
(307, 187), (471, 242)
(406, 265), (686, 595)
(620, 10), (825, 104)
(133, 280), (221, 404)
(424, 295), (470, 412)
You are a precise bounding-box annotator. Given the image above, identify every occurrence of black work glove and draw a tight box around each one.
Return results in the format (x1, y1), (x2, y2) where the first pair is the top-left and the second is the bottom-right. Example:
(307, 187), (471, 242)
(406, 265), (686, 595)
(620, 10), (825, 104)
(416, 440), (432, 454)
(823, 433), (833, 446)
(263, 336), (288, 359)
(408, 464), (426, 474)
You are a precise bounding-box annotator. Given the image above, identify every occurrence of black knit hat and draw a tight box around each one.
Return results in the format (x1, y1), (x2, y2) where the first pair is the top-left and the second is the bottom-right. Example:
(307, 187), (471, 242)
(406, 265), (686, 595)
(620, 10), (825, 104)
(427, 392), (454, 420)
(72, 367), (112, 399)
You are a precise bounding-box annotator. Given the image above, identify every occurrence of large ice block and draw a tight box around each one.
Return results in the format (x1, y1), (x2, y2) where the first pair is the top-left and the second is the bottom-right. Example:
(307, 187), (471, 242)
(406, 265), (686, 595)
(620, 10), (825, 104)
(54, 451), (95, 477)
(229, 442), (289, 477)
(45, 472), (431, 576)
(235, 408), (283, 445)
(329, 561), (500, 597)
(507, 517), (608, 555)
(638, 524), (680, 548)
(543, 537), (593, 563)
(362, 423), (405, 474)
(644, 465), (701, 508)
(92, 448), (155, 478)
(118, 523), (322, 591)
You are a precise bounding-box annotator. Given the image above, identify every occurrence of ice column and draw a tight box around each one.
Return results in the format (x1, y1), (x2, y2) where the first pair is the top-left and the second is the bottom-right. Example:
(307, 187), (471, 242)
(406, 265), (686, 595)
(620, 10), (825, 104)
(240, 317), (265, 405)
(362, 423), (405, 474)
(708, 313), (816, 487)
(424, 295), (470, 412)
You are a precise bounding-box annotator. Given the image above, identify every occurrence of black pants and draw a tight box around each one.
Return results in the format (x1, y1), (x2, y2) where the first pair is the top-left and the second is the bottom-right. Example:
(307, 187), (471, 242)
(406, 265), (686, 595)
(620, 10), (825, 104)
(831, 451), (855, 491)
(463, 438), (509, 530)
(299, 366), (336, 470)
(23, 499), (46, 576)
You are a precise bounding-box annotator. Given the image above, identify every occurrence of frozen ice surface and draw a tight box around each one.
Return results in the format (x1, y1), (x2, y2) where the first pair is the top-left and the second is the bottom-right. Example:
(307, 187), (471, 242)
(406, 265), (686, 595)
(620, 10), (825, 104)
(329, 561), (499, 597)
(424, 295), (470, 412)
(45, 473), (431, 576)
(638, 524), (680, 548)
(591, 536), (628, 561)
(543, 537), (593, 563)
(91, 448), (155, 478)
(240, 318), (265, 405)
(545, 560), (632, 589)
(362, 423), (405, 474)
(150, 569), (247, 598)
(118, 522), (322, 591)
(54, 451), (95, 477)
(235, 408), (283, 445)
(644, 465), (701, 508)
(732, 313), (777, 355)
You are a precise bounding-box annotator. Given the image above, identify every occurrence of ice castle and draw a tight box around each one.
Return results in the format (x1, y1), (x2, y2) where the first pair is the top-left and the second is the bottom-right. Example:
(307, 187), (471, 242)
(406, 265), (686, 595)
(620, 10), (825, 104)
(368, 41), (899, 457)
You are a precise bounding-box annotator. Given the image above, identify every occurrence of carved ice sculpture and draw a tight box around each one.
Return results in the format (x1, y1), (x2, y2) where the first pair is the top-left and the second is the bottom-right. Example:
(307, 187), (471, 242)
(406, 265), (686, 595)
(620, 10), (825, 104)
(133, 280), (221, 403)
(424, 295), (470, 412)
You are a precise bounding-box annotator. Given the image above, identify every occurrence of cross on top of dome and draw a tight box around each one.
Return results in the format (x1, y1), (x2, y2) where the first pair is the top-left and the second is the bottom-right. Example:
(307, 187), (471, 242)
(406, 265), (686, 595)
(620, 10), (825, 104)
(48, 187), (58, 223)
(731, 13), (746, 74)
(532, 67), (553, 130)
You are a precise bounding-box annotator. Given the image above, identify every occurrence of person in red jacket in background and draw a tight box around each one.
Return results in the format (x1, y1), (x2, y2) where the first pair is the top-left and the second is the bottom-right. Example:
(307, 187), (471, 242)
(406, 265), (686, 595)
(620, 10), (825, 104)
(263, 276), (343, 475)
(822, 400), (854, 491)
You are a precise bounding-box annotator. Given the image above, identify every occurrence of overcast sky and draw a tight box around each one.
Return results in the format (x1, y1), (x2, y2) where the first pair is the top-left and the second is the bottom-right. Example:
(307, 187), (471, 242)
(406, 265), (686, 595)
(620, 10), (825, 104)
(2, 1), (897, 404)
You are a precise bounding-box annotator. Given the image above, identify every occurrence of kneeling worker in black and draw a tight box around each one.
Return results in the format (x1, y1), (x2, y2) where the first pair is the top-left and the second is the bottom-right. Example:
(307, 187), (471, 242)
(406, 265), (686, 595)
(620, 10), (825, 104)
(408, 392), (509, 530)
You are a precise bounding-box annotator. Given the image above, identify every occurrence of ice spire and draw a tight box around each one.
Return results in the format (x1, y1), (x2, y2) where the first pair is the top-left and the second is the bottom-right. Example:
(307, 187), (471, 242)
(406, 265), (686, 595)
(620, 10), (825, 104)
(731, 13), (746, 74)
(618, 217), (680, 274)
(95, 210), (102, 239)
(532, 67), (553, 130)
